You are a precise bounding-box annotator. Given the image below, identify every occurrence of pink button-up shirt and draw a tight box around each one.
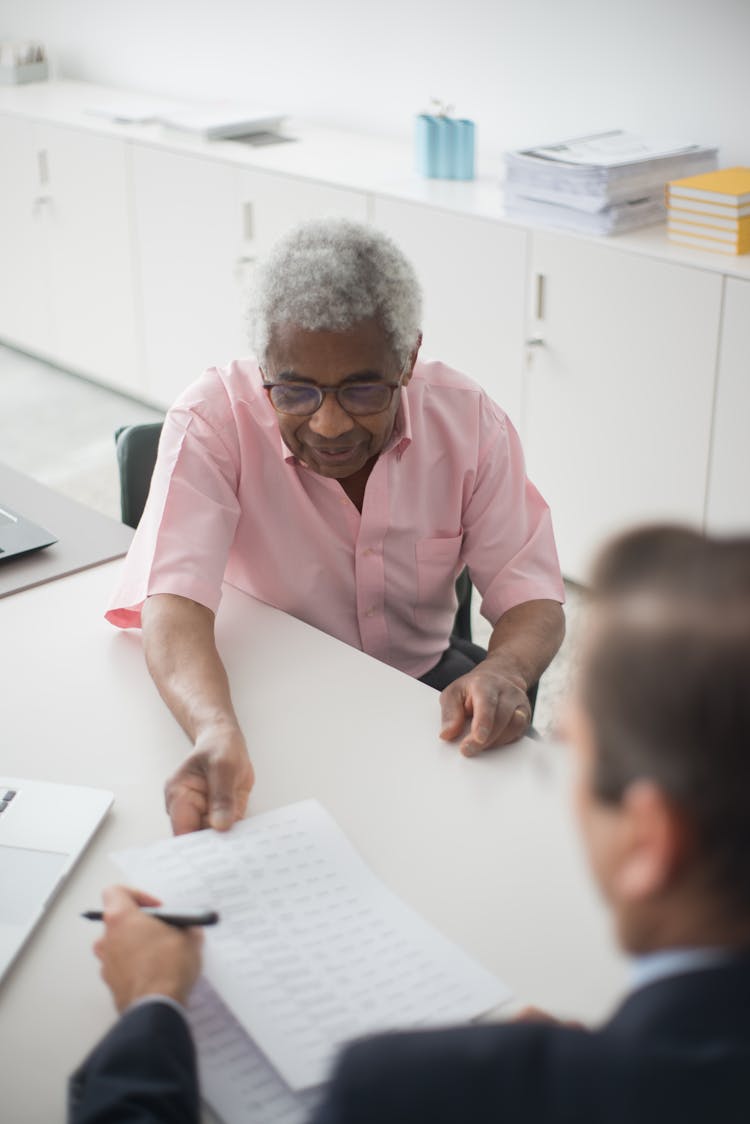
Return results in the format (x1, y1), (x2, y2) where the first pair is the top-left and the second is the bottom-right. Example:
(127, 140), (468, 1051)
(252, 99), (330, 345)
(106, 359), (564, 678)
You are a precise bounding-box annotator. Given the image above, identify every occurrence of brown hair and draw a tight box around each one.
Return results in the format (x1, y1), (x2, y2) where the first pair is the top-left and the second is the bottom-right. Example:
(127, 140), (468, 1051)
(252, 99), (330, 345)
(583, 525), (750, 913)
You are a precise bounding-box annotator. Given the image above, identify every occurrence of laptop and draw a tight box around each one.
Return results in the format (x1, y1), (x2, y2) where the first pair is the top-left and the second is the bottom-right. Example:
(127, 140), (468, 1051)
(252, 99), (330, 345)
(0, 776), (113, 982)
(0, 502), (58, 561)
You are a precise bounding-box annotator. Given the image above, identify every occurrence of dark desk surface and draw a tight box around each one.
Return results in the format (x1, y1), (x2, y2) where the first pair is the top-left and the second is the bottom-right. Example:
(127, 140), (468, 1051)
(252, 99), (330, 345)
(0, 462), (133, 598)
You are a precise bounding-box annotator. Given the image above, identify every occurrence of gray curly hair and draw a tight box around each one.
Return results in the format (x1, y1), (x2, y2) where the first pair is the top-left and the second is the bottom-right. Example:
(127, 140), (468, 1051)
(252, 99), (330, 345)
(250, 218), (422, 368)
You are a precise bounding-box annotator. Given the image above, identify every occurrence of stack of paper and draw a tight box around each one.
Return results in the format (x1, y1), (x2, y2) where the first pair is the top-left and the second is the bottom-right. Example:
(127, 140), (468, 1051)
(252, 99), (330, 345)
(667, 167), (750, 255)
(503, 130), (718, 235)
(85, 99), (286, 139)
(114, 800), (511, 1124)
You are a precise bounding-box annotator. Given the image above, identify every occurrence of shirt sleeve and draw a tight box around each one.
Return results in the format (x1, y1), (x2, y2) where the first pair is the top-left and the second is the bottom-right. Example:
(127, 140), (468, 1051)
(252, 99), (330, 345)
(462, 399), (565, 626)
(105, 382), (241, 630)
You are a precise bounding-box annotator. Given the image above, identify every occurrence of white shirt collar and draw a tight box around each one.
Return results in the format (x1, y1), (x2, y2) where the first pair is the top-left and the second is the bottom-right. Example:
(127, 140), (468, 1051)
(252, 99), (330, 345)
(630, 947), (733, 992)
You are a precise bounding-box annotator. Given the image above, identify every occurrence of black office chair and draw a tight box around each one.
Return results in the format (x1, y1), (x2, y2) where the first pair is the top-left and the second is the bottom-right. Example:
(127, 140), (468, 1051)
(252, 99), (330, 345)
(452, 567), (474, 643)
(114, 422), (164, 529)
(114, 422), (534, 712)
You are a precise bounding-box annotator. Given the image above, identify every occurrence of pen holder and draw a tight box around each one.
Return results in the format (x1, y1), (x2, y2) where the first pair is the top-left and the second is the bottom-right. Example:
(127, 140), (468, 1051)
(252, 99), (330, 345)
(0, 59), (48, 84)
(415, 114), (475, 180)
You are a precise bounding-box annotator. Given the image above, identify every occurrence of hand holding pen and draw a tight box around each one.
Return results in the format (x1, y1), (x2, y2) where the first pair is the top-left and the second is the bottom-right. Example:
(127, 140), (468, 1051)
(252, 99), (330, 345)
(85, 886), (209, 1011)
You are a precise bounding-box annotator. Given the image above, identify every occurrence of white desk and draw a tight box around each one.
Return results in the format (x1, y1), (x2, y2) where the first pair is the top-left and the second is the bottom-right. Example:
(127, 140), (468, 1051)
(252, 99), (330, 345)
(0, 561), (626, 1123)
(0, 463), (133, 598)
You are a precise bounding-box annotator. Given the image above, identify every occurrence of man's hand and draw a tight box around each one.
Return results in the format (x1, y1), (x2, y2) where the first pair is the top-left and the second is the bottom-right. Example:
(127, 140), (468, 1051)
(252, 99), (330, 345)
(93, 885), (203, 1012)
(440, 662), (531, 756)
(165, 724), (255, 835)
(440, 599), (564, 756)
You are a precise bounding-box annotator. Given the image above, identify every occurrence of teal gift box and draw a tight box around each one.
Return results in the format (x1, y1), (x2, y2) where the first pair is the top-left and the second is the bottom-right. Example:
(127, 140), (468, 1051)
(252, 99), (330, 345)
(415, 114), (475, 180)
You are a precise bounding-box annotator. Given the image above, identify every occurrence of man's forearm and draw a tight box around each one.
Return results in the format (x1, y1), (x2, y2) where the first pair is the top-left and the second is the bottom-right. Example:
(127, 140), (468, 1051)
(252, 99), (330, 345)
(485, 599), (565, 691)
(140, 593), (240, 743)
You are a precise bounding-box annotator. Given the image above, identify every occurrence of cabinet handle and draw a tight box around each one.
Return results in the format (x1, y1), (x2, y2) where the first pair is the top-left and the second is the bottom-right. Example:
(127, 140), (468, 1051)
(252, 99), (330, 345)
(534, 273), (545, 320)
(525, 337), (545, 347)
(242, 202), (254, 242)
(234, 255), (256, 283)
(37, 149), (49, 186)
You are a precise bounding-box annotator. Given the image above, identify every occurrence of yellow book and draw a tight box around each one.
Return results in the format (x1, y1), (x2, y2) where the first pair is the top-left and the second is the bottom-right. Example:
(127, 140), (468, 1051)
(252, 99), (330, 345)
(667, 209), (750, 235)
(668, 166), (750, 208)
(668, 227), (750, 256)
(668, 200), (750, 223)
(668, 221), (750, 246)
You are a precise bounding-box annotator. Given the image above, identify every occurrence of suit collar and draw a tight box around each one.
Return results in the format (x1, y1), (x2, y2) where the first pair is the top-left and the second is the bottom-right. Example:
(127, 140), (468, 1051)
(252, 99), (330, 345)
(607, 954), (750, 1045)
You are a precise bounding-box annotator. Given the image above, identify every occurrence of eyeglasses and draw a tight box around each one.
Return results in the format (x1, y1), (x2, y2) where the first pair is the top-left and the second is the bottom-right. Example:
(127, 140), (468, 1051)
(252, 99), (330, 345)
(261, 375), (404, 417)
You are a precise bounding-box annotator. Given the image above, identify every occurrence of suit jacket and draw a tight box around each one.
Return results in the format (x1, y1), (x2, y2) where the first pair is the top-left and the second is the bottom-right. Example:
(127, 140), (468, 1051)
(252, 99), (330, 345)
(70, 958), (750, 1123)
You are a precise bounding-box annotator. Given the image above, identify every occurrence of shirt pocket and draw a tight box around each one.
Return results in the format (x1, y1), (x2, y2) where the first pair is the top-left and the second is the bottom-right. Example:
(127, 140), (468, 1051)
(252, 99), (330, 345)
(415, 534), (464, 637)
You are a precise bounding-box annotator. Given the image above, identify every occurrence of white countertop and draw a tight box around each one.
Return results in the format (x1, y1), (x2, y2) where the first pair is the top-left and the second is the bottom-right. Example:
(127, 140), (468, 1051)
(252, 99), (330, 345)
(2, 79), (749, 282)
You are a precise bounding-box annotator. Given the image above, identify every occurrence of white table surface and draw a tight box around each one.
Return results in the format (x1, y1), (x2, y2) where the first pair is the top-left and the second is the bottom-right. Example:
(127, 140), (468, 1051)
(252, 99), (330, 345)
(0, 462), (133, 599)
(0, 561), (626, 1122)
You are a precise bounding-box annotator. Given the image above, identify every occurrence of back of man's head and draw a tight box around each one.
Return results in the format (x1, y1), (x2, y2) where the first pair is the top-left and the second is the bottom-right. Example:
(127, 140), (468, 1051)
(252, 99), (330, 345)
(581, 525), (750, 929)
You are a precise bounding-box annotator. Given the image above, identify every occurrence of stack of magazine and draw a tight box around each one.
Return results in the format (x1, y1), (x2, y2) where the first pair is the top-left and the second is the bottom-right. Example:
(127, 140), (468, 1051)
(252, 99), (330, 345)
(503, 131), (718, 235)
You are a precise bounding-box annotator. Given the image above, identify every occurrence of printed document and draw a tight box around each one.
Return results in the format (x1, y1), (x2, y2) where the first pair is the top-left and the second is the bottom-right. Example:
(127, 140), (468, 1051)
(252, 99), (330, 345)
(114, 800), (511, 1117)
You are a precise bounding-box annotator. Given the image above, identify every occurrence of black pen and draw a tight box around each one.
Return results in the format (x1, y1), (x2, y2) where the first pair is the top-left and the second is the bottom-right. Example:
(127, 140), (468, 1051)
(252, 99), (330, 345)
(81, 908), (220, 928)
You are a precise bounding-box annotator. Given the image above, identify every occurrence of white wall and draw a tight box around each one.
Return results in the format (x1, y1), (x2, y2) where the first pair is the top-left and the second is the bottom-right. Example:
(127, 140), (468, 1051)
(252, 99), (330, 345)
(3, 0), (750, 167)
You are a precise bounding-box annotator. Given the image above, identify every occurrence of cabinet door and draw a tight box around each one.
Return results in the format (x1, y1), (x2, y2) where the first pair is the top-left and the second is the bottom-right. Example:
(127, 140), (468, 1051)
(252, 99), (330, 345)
(705, 277), (750, 533)
(372, 198), (528, 428)
(238, 169), (368, 257)
(132, 146), (247, 407)
(38, 123), (143, 394)
(524, 232), (722, 583)
(0, 114), (53, 354)
(235, 169), (369, 335)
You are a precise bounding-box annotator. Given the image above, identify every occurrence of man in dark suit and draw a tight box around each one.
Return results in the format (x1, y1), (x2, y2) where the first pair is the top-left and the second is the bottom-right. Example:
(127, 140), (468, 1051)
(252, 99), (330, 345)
(70, 526), (750, 1122)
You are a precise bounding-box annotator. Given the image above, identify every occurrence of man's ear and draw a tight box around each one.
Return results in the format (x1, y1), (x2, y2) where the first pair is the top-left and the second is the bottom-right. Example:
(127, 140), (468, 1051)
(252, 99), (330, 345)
(401, 333), (422, 386)
(613, 780), (689, 903)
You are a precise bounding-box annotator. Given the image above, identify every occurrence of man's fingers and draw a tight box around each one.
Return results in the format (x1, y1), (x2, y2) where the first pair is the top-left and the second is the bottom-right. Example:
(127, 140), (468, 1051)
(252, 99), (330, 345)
(439, 683), (469, 740)
(208, 753), (243, 831)
(459, 680), (503, 756)
(101, 884), (161, 914)
(233, 775), (254, 822)
(168, 788), (207, 836)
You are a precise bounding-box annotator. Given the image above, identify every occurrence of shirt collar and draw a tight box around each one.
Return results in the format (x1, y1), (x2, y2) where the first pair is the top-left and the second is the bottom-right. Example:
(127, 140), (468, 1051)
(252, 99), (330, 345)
(630, 947), (734, 993)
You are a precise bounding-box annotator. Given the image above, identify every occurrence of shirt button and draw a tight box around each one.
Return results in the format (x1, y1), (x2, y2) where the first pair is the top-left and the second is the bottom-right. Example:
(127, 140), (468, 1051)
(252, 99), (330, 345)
(365, 607), (377, 617)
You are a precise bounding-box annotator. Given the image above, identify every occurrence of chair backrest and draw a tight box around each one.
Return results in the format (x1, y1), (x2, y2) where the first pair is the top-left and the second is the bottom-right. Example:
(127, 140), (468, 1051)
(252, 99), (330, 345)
(452, 567), (473, 643)
(114, 422), (164, 529)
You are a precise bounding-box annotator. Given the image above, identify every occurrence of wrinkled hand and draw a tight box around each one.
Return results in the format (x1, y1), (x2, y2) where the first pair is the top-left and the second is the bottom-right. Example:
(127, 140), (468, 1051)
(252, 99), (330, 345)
(93, 885), (203, 1011)
(439, 662), (531, 756)
(165, 724), (255, 835)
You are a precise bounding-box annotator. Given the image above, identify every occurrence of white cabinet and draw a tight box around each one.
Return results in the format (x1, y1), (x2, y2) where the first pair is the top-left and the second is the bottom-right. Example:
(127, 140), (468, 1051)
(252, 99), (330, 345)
(705, 277), (750, 534)
(38, 123), (142, 394)
(238, 168), (369, 259)
(132, 146), (247, 407)
(132, 149), (370, 407)
(0, 114), (53, 355)
(0, 116), (141, 395)
(371, 197), (528, 427)
(523, 232), (723, 583)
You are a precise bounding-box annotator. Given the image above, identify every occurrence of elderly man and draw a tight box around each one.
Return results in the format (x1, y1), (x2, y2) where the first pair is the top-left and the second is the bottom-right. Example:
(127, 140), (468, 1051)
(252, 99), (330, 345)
(73, 525), (750, 1121)
(106, 219), (565, 834)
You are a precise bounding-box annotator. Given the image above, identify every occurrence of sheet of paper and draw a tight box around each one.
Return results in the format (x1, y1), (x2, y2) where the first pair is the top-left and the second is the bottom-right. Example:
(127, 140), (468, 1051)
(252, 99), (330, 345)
(189, 978), (319, 1124)
(525, 131), (703, 167)
(114, 799), (511, 1090)
(84, 99), (179, 123)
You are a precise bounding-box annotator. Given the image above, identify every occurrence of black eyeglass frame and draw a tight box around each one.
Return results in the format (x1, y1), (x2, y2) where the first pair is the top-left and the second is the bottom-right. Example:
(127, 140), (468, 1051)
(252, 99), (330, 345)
(260, 370), (406, 417)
